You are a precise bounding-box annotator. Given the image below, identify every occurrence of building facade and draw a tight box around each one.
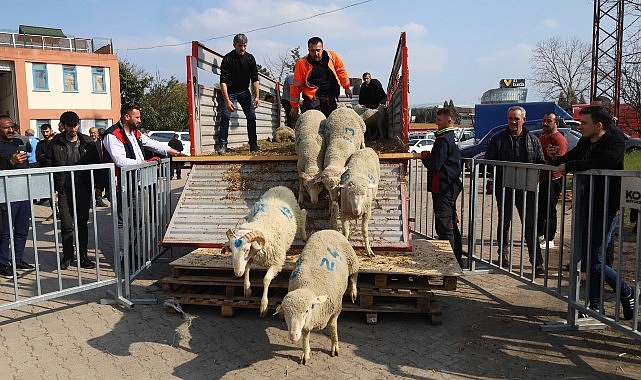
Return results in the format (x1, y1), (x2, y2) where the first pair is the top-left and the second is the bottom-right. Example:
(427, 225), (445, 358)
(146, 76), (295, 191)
(0, 26), (119, 136)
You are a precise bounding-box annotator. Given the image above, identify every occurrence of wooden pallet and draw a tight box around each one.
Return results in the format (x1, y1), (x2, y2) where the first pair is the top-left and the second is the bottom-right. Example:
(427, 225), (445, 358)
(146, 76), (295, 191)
(162, 239), (460, 324)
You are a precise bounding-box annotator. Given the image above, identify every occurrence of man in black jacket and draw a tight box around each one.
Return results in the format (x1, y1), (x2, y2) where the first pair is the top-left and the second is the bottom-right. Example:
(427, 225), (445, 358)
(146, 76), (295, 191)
(217, 33), (260, 154)
(551, 105), (635, 319)
(168, 134), (184, 179)
(49, 111), (100, 269)
(420, 108), (464, 267)
(485, 106), (545, 274)
(358, 72), (386, 109)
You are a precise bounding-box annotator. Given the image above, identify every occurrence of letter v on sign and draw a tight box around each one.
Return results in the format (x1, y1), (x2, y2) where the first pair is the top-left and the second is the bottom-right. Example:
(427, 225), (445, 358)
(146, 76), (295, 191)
(503, 79), (512, 87)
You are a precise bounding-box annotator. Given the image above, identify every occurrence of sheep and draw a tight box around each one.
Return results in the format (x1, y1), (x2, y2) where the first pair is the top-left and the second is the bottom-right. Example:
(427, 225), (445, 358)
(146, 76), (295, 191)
(272, 125), (295, 143)
(276, 229), (359, 365)
(353, 104), (388, 140)
(222, 186), (308, 317)
(339, 147), (380, 257)
(295, 110), (327, 205)
(321, 107), (366, 228)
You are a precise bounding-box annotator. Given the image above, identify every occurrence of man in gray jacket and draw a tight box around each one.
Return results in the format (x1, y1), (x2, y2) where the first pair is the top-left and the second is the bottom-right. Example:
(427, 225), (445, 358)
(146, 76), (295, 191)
(485, 106), (545, 275)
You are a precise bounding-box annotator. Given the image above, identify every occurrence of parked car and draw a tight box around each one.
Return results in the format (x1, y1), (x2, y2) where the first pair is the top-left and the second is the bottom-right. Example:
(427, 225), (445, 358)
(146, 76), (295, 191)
(408, 138), (434, 154)
(147, 130), (191, 156)
(455, 128), (476, 149)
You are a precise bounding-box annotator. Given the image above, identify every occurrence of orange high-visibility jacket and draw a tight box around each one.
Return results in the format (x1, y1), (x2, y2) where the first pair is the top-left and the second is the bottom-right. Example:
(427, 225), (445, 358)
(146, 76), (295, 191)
(290, 50), (350, 109)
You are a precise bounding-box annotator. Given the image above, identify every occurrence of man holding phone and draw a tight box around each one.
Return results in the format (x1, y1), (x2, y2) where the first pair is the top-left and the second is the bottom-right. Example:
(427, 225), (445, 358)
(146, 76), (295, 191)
(0, 115), (33, 276)
(537, 112), (568, 250)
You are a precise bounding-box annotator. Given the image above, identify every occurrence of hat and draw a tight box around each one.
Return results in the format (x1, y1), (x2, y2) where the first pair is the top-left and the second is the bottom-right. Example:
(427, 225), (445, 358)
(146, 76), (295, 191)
(60, 111), (80, 127)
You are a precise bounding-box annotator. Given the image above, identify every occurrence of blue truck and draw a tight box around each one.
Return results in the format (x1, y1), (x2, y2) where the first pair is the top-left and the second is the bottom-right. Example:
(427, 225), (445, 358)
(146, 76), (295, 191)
(473, 102), (573, 141)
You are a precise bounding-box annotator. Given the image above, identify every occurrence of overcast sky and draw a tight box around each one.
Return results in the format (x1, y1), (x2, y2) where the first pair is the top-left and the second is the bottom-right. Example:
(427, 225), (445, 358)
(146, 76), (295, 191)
(3, 0), (595, 106)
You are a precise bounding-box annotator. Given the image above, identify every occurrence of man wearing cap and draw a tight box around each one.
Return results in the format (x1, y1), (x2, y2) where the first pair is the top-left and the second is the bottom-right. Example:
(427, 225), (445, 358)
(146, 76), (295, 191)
(48, 111), (101, 269)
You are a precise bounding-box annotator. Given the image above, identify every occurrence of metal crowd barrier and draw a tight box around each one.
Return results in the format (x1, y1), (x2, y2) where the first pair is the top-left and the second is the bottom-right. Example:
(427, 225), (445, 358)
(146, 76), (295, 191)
(0, 164), (119, 311)
(408, 156), (641, 340)
(117, 159), (172, 305)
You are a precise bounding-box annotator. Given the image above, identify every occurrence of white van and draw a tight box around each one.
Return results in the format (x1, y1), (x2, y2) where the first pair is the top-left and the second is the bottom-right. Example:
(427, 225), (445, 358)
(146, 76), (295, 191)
(147, 131), (191, 156)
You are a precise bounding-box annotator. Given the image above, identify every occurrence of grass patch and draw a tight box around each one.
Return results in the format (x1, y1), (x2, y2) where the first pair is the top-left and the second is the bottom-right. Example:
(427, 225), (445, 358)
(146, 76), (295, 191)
(624, 149), (641, 170)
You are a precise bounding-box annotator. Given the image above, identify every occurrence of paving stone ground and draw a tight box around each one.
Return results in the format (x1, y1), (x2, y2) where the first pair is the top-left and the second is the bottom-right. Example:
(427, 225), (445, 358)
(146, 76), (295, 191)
(1, 174), (641, 379)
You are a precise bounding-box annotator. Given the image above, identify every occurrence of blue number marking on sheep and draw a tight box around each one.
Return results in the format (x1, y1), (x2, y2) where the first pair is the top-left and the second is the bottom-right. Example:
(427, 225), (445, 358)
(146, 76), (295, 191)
(342, 136), (353, 143)
(326, 247), (340, 259)
(344, 127), (355, 136)
(368, 173), (376, 183)
(251, 202), (266, 217)
(290, 258), (302, 279)
(320, 257), (335, 272)
(279, 206), (293, 220)
(234, 238), (243, 248)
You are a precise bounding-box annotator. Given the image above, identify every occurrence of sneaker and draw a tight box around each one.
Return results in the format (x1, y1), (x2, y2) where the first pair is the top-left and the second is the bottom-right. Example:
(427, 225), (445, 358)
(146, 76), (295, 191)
(80, 258), (96, 269)
(249, 143), (261, 152)
(215, 144), (227, 154)
(15, 260), (34, 270)
(60, 258), (71, 270)
(499, 246), (510, 268)
(0, 265), (13, 276)
(540, 239), (555, 249)
(621, 292), (636, 320)
(578, 307), (601, 318)
(534, 265), (545, 277)
(96, 199), (109, 207)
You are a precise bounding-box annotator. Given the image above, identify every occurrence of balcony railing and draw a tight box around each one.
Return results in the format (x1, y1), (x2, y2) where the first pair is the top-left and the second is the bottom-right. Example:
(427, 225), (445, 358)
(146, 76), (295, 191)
(0, 32), (112, 54)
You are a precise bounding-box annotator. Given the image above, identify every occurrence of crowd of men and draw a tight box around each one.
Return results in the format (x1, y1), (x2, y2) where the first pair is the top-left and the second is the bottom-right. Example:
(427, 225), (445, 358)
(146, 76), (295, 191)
(0, 105), (184, 276)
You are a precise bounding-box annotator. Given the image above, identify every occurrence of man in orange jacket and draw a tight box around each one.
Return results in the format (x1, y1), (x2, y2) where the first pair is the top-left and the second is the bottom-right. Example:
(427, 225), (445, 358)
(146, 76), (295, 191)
(290, 36), (352, 118)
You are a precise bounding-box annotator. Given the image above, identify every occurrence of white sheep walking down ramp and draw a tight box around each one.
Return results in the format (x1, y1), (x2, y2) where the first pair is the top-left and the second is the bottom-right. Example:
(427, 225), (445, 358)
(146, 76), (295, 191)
(295, 109), (327, 205)
(321, 107), (366, 229)
(277, 229), (359, 365)
(340, 147), (380, 256)
(222, 186), (307, 317)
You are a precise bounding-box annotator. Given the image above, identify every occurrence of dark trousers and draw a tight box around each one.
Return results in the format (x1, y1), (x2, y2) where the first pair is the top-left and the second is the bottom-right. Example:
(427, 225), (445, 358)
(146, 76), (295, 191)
(301, 94), (337, 118)
(171, 160), (183, 178)
(0, 200), (30, 266)
(496, 188), (543, 266)
(281, 99), (294, 128)
(537, 177), (563, 241)
(218, 89), (257, 146)
(58, 187), (92, 261)
(432, 193), (463, 264)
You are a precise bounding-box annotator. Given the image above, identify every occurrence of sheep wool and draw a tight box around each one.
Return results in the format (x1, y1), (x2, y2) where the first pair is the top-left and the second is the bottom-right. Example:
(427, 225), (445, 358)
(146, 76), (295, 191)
(273, 126), (295, 143)
(295, 110), (327, 204)
(280, 230), (359, 365)
(224, 186), (307, 317)
(322, 107), (367, 228)
(340, 147), (380, 256)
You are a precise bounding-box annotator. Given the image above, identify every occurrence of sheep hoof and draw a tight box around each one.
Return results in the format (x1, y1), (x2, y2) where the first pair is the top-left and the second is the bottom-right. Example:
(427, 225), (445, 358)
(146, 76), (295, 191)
(366, 249), (375, 257)
(244, 288), (252, 298)
(300, 353), (310, 365)
(331, 345), (339, 357)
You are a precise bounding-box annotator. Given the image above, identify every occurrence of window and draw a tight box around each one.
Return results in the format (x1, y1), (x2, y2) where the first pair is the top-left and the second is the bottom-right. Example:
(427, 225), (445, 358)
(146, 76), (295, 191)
(92, 67), (106, 93)
(62, 65), (78, 92)
(32, 63), (49, 91)
(95, 119), (109, 130)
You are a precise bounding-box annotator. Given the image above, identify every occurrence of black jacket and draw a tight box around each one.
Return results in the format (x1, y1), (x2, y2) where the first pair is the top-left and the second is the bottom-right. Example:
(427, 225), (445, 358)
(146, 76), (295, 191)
(421, 128), (462, 197)
(554, 130), (624, 221)
(168, 137), (183, 152)
(358, 78), (386, 109)
(49, 133), (101, 193)
(220, 50), (259, 94)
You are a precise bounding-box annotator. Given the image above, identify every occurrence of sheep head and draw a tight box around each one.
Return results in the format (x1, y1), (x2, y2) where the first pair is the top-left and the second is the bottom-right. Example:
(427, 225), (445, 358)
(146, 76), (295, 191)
(321, 166), (348, 200)
(280, 289), (328, 343)
(226, 229), (266, 277)
(299, 172), (324, 204)
(342, 182), (372, 216)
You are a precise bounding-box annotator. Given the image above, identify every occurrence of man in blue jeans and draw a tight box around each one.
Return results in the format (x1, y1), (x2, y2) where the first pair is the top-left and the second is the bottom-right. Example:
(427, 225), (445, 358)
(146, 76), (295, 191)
(0, 115), (34, 276)
(551, 105), (636, 320)
(217, 33), (260, 154)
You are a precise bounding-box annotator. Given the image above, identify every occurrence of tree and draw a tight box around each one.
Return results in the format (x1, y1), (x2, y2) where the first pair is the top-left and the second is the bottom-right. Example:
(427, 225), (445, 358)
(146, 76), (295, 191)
(619, 5), (641, 136)
(140, 73), (189, 131)
(119, 60), (152, 106)
(530, 36), (591, 106)
(265, 46), (301, 82)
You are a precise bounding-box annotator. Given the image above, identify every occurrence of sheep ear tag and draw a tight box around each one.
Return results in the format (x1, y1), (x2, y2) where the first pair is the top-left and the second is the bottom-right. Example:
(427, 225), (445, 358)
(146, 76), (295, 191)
(234, 238), (243, 248)
(313, 295), (329, 305)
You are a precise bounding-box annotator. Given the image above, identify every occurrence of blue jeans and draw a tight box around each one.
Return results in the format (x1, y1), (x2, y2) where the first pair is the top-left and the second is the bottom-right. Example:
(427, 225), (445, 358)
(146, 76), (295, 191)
(586, 213), (632, 309)
(0, 200), (30, 266)
(218, 89), (257, 146)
